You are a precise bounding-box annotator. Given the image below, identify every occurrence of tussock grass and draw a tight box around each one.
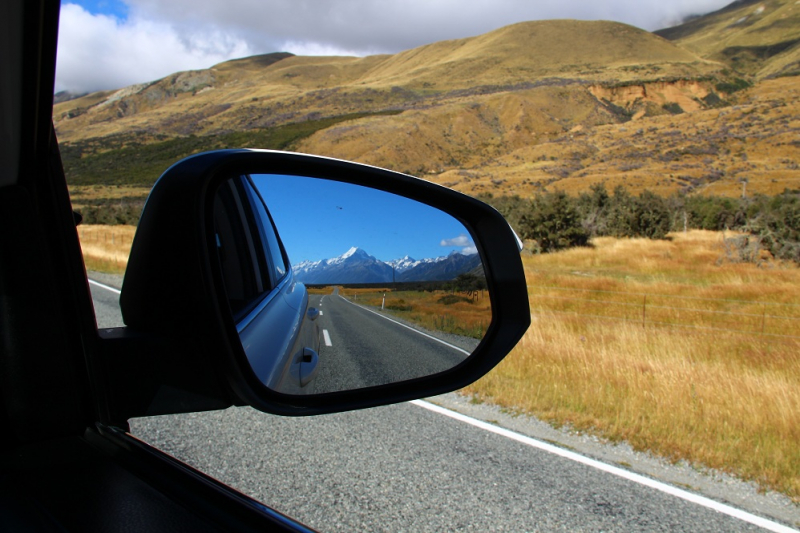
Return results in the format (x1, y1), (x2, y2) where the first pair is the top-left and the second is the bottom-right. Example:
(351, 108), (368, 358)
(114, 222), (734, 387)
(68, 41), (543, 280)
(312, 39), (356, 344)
(466, 230), (800, 501)
(77, 224), (136, 274)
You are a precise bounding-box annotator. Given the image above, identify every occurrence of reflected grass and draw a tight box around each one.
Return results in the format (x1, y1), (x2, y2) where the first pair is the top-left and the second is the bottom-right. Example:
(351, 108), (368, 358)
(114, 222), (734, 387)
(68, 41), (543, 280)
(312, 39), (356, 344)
(338, 288), (491, 339)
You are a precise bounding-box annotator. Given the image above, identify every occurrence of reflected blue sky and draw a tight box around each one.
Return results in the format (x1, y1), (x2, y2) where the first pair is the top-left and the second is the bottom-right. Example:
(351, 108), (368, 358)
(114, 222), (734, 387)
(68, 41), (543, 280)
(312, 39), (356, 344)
(252, 174), (475, 264)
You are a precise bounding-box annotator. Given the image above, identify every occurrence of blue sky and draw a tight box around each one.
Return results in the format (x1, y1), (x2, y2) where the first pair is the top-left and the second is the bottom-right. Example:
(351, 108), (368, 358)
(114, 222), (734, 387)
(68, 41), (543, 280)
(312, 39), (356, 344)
(251, 174), (476, 264)
(72, 0), (128, 18)
(56, 0), (734, 93)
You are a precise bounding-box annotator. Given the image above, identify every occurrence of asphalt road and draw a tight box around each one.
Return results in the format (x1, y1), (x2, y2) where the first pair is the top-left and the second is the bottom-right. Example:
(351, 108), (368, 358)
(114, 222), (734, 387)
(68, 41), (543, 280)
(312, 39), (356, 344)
(307, 289), (474, 393)
(89, 276), (799, 533)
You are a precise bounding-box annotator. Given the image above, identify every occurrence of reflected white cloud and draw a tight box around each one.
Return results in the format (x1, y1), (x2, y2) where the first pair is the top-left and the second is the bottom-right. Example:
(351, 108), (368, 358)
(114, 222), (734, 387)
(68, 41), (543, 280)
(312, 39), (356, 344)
(441, 235), (473, 248)
(441, 235), (478, 255)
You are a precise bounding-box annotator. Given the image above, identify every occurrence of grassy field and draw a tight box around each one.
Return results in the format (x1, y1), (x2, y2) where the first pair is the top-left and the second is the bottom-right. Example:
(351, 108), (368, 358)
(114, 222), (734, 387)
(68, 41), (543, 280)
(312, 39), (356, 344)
(465, 230), (800, 502)
(76, 225), (800, 500)
(77, 224), (136, 274)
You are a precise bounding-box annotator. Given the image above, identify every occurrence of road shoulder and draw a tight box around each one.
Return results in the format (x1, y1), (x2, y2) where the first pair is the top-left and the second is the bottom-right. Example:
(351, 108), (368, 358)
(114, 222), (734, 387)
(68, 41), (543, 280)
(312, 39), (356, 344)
(428, 391), (800, 530)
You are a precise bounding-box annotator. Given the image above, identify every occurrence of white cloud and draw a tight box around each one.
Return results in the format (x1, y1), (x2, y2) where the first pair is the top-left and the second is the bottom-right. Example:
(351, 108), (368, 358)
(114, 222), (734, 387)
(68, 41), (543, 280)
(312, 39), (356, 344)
(126, 0), (734, 50)
(57, 0), (734, 93)
(56, 3), (251, 93)
(280, 40), (368, 58)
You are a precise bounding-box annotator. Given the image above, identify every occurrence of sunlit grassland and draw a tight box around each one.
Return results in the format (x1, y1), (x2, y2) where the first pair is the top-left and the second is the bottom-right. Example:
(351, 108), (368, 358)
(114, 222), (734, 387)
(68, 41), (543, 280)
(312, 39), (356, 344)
(465, 230), (800, 501)
(335, 287), (491, 339)
(77, 225), (800, 498)
(77, 224), (136, 274)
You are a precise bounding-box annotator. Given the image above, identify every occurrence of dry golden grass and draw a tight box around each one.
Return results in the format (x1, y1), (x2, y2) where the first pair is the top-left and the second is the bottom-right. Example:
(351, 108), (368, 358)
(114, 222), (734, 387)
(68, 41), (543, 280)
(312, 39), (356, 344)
(77, 224), (136, 274)
(465, 231), (800, 501)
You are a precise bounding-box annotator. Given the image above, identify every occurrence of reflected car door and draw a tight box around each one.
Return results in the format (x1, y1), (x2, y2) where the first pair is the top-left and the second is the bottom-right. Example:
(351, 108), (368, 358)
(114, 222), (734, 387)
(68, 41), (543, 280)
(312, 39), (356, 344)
(213, 175), (320, 394)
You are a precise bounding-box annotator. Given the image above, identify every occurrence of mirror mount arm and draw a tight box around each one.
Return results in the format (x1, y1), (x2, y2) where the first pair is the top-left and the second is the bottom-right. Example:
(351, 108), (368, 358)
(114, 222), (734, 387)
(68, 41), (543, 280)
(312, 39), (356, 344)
(95, 327), (236, 428)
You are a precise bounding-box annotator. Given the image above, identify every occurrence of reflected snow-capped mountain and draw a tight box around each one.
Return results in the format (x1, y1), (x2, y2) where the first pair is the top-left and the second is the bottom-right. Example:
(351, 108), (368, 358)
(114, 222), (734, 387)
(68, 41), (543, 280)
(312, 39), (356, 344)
(293, 247), (481, 285)
(386, 255), (442, 273)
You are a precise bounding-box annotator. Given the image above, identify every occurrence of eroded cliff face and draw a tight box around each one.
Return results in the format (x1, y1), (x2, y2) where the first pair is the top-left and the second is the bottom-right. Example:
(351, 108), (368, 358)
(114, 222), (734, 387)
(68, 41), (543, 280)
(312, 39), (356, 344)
(589, 80), (714, 117)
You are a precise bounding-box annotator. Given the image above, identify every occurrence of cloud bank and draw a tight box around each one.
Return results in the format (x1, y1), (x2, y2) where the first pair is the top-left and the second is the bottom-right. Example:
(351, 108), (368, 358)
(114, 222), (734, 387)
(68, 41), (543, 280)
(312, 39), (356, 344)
(57, 4), (251, 92)
(57, 0), (733, 93)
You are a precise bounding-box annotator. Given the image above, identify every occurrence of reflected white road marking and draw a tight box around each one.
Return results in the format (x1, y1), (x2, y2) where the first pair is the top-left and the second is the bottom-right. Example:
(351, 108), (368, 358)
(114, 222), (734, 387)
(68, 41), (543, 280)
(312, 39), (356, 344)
(411, 400), (798, 533)
(323, 330), (332, 346)
(340, 296), (469, 355)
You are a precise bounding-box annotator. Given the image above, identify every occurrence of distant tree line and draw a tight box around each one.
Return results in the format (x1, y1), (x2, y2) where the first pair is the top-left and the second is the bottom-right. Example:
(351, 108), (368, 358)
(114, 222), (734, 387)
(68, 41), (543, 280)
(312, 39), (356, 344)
(477, 185), (800, 262)
(74, 197), (147, 225)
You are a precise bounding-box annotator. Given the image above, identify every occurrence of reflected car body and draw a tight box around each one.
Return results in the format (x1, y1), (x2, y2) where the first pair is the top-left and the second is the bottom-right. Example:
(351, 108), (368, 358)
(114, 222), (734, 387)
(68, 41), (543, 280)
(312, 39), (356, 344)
(214, 175), (320, 392)
(238, 272), (320, 393)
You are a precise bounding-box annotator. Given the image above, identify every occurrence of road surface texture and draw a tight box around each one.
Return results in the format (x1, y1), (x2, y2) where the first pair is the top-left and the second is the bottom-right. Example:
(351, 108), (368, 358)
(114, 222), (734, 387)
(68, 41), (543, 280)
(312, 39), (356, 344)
(89, 274), (800, 532)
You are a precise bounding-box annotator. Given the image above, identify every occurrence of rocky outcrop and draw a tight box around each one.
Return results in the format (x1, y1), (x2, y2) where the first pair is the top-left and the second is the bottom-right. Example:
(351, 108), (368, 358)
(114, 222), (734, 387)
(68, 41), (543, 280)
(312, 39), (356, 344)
(588, 80), (714, 116)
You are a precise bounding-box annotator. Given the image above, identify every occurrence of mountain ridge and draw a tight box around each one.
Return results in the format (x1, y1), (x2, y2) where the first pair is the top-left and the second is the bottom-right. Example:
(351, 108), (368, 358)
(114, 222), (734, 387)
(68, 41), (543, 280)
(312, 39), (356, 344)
(53, 19), (723, 143)
(58, 4), (800, 206)
(292, 247), (480, 285)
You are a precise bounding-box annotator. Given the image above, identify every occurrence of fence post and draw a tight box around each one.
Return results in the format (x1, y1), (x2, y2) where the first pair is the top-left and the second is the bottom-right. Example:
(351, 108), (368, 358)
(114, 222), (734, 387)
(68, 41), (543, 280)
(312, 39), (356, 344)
(642, 295), (647, 329)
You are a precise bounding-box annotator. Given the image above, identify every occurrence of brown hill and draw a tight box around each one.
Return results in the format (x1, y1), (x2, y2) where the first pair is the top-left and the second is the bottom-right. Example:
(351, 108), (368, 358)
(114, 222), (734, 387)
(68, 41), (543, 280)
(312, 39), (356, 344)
(655, 0), (800, 78)
(54, 20), (721, 144)
(296, 76), (800, 198)
(58, 15), (799, 206)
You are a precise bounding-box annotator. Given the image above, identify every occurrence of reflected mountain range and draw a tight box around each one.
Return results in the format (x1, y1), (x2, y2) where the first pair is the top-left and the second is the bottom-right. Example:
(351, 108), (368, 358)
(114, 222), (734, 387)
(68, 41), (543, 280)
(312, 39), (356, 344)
(292, 247), (482, 285)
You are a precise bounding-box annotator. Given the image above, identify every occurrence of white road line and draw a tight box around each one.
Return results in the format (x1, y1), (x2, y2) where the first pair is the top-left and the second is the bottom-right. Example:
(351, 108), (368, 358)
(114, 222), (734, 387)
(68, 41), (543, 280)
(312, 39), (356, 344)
(89, 279), (121, 295)
(411, 400), (798, 533)
(323, 330), (332, 347)
(319, 311), (323, 316)
(339, 297), (470, 355)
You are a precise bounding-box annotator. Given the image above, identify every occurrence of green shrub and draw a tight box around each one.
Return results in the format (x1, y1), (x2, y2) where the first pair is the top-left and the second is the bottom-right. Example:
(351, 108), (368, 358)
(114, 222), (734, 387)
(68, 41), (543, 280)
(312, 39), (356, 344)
(519, 191), (590, 252)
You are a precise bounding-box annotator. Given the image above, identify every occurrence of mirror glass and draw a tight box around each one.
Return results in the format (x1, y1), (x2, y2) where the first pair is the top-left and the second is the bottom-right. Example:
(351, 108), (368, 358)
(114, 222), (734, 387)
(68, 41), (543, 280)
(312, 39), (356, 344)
(212, 173), (491, 395)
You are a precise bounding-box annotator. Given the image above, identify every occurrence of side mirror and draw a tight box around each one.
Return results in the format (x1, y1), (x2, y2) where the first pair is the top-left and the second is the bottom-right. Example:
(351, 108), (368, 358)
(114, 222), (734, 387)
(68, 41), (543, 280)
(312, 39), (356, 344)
(116, 150), (529, 418)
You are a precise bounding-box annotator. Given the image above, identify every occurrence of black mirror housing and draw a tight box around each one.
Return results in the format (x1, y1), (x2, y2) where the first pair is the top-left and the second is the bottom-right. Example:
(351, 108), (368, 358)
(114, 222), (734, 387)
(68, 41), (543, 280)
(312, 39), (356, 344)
(117, 150), (529, 418)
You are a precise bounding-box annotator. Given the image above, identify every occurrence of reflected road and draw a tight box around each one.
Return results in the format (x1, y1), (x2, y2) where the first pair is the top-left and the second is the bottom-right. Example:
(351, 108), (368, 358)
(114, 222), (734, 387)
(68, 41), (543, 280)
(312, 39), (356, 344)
(306, 288), (477, 394)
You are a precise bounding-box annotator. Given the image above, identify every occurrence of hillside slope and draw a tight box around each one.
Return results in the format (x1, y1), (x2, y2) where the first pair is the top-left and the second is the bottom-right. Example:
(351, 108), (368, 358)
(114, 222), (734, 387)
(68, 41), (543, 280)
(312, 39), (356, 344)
(298, 76), (800, 198)
(655, 0), (800, 78)
(54, 20), (722, 144)
(58, 13), (800, 206)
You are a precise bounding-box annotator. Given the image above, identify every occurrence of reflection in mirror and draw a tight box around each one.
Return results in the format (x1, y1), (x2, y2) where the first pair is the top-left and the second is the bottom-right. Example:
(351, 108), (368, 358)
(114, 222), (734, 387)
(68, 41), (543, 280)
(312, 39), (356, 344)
(212, 174), (491, 396)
